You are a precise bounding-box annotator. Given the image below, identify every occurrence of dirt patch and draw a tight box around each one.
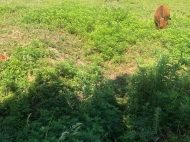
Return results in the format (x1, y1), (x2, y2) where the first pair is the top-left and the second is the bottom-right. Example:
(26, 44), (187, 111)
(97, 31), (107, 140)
(0, 25), (86, 64)
(0, 25), (138, 79)
(103, 59), (137, 80)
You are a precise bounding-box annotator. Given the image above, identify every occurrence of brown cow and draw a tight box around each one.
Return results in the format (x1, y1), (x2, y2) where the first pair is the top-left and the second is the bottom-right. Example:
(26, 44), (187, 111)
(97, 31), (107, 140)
(154, 4), (171, 29)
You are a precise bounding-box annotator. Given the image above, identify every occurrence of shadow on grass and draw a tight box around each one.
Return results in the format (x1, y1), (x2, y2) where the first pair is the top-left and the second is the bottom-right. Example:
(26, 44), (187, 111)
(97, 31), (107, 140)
(0, 66), (131, 142)
(1, 57), (190, 142)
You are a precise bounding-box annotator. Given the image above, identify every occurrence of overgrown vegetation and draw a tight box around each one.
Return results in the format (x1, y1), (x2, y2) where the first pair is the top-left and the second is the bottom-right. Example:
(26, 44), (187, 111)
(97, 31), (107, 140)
(124, 56), (190, 141)
(0, 0), (190, 141)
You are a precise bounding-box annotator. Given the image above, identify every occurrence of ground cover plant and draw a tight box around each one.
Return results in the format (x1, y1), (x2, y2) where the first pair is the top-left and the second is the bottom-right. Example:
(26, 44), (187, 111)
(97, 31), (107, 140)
(0, 0), (190, 141)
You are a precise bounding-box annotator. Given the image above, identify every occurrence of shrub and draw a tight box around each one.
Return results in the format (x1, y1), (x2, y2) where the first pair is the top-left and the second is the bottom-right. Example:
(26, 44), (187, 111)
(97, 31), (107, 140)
(123, 56), (190, 141)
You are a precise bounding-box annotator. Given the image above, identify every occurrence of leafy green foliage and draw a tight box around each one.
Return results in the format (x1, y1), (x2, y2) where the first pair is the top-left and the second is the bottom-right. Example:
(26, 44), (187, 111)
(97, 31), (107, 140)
(123, 56), (190, 141)
(0, 5), (24, 17)
(1, 0), (190, 142)
(0, 44), (121, 141)
(1, 46), (189, 142)
(21, 2), (190, 62)
(0, 45), (47, 96)
(21, 2), (146, 61)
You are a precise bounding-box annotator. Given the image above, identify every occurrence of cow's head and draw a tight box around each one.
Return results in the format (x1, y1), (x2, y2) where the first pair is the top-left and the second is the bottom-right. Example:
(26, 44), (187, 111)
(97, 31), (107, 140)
(159, 17), (171, 29)
(159, 18), (168, 29)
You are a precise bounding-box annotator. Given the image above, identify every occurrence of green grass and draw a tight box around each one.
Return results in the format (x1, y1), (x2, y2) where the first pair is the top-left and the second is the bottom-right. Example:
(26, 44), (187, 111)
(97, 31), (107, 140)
(0, 0), (190, 141)
(1, 0), (190, 64)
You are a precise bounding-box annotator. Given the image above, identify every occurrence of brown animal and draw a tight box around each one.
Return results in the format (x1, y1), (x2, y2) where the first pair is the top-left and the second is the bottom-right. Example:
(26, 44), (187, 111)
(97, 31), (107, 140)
(154, 4), (171, 29)
(0, 52), (10, 61)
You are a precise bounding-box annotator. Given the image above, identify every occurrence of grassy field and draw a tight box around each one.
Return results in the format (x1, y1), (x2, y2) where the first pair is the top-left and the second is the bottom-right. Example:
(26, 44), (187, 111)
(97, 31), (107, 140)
(0, 0), (190, 77)
(0, 0), (190, 141)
